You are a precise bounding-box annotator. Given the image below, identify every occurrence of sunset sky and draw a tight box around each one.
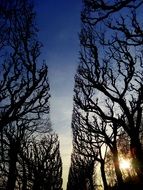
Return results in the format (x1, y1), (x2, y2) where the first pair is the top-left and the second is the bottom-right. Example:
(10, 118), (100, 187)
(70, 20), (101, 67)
(34, 0), (82, 189)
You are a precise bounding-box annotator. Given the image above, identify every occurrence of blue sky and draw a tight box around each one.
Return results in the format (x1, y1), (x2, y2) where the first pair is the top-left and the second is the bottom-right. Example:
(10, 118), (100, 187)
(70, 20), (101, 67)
(34, 1), (82, 189)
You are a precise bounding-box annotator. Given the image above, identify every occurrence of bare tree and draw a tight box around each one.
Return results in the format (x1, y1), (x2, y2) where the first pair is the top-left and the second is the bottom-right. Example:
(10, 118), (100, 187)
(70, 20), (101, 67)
(0, 0), (57, 189)
(0, 0), (50, 132)
(71, 105), (125, 189)
(71, 106), (108, 190)
(67, 151), (95, 190)
(18, 134), (63, 190)
(74, 0), (143, 180)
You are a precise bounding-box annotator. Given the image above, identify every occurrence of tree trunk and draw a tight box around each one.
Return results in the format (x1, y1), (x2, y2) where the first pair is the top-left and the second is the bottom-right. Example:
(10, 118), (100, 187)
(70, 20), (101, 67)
(100, 160), (108, 190)
(89, 175), (95, 190)
(130, 136), (143, 180)
(112, 147), (124, 188)
(22, 162), (27, 190)
(6, 138), (21, 190)
(6, 146), (18, 190)
(32, 174), (41, 190)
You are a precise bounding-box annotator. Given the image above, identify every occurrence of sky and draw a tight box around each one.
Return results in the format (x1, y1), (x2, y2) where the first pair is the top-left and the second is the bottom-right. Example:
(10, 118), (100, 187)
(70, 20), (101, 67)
(34, 1), (82, 189)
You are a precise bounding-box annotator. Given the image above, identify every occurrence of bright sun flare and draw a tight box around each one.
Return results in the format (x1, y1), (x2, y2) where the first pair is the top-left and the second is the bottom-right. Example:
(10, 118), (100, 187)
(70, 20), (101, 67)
(119, 159), (131, 170)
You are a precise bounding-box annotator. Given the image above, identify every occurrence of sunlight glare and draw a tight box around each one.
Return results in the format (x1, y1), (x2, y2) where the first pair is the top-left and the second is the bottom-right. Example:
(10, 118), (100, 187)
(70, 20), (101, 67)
(120, 159), (131, 170)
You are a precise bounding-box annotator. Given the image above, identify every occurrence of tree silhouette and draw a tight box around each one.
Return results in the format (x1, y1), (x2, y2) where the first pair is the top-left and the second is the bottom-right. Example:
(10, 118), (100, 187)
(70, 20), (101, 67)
(18, 134), (63, 190)
(71, 106), (108, 190)
(67, 151), (95, 190)
(0, 0), (50, 131)
(71, 104), (126, 189)
(0, 0), (63, 190)
(74, 0), (143, 182)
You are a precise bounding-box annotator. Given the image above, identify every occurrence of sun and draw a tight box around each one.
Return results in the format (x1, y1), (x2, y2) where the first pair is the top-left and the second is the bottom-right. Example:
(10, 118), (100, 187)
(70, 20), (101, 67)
(120, 159), (131, 170)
